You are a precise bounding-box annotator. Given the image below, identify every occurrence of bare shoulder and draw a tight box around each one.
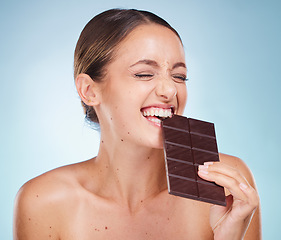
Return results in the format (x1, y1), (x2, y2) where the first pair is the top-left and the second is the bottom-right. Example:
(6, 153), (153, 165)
(219, 153), (256, 187)
(219, 153), (262, 239)
(15, 161), (87, 202)
(13, 160), (91, 240)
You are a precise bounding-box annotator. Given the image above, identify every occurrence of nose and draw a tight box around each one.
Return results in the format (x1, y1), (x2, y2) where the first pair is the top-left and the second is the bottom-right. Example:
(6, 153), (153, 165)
(155, 77), (177, 101)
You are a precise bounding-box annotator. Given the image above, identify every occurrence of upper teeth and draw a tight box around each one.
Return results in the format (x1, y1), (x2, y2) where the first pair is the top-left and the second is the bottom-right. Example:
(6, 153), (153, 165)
(142, 107), (172, 118)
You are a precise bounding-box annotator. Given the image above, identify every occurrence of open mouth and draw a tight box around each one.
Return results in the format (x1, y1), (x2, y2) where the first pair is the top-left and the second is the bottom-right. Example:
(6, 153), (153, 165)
(141, 107), (174, 125)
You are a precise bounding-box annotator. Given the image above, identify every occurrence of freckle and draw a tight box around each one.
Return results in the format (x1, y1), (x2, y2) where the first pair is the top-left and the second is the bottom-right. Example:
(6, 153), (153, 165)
(105, 165), (108, 168)
(141, 200), (143, 203)
(167, 217), (170, 221)
(117, 168), (119, 171)
(111, 117), (112, 120)
(146, 232), (148, 235)
(147, 157), (150, 159)
(100, 170), (102, 173)
(49, 226), (52, 228)
(28, 218), (31, 221)
(36, 195), (39, 197)
(101, 140), (104, 143)
(121, 139), (123, 141)
(127, 132), (130, 134)
(49, 235), (51, 238)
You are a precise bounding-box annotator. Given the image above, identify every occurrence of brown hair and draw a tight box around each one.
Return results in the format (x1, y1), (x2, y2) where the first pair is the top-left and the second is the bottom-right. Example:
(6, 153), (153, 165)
(74, 8), (182, 124)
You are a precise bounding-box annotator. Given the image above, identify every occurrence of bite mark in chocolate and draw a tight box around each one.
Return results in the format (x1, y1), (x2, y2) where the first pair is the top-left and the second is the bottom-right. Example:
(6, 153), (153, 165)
(162, 115), (226, 206)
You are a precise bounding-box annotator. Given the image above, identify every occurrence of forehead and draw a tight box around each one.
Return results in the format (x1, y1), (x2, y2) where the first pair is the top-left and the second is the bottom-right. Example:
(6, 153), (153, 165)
(124, 23), (182, 43)
(113, 24), (185, 63)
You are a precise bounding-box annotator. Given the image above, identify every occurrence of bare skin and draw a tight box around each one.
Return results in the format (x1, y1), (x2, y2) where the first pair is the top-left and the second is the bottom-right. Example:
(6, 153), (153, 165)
(13, 154), (261, 240)
(14, 24), (261, 239)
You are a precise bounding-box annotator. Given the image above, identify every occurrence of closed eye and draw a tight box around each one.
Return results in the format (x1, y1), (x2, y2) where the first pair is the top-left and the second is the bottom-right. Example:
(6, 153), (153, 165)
(172, 74), (188, 83)
(134, 73), (154, 80)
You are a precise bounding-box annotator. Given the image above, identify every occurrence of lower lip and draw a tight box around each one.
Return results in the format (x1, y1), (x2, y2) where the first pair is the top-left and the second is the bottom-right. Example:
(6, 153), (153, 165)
(145, 116), (162, 127)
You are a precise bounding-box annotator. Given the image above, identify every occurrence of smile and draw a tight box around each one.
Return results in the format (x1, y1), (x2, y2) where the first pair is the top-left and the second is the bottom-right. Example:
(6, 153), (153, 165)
(141, 107), (174, 126)
(142, 107), (173, 118)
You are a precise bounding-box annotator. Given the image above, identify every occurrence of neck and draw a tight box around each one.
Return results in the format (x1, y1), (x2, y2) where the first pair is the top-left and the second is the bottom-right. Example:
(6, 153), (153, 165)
(93, 135), (167, 213)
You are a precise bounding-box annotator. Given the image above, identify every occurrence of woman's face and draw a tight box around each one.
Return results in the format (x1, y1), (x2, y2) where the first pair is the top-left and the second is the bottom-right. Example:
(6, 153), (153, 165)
(96, 24), (187, 149)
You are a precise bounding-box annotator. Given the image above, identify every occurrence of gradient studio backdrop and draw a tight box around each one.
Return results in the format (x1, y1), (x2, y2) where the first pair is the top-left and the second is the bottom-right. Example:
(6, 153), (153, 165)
(1, 0), (280, 239)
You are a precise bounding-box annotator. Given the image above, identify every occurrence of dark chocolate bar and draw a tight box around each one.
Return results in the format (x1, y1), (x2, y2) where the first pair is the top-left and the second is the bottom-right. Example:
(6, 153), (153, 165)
(162, 115), (226, 206)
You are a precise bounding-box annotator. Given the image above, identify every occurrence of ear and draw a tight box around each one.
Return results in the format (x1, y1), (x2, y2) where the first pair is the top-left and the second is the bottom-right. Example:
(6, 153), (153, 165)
(75, 73), (101, 106)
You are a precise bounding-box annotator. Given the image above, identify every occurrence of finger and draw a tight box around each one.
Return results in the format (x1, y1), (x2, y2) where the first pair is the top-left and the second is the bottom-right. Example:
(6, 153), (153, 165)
(228, 183), (259, 221)
(208, 162), (259, 211)
(198, 165), (247, 201)
(238, 182), (259, 212)
(198, 164), (259, 221)
(203, 162), (249, 186)
(199, 162), (258, 203)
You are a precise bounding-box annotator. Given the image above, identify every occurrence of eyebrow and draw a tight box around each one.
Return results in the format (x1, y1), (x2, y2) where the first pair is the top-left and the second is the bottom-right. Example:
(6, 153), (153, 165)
(129, 59), (187, 70)
(129, 59), (159, 68)
(172, 62), (187, 70)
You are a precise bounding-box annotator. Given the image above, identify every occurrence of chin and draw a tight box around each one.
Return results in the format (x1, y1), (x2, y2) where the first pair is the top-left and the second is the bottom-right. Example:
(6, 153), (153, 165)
(140, 140), (163, 150)
(149, 140), (164, 150)
(146, 136), (164, 149)
(153, 145), (164, 150)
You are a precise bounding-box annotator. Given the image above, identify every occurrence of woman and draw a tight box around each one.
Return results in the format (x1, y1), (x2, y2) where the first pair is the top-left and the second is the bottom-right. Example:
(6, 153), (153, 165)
(13, 9), (261, 239)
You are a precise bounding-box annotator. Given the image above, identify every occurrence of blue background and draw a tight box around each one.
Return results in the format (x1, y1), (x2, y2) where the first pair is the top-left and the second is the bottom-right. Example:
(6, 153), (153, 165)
(1, 0), (280, 238)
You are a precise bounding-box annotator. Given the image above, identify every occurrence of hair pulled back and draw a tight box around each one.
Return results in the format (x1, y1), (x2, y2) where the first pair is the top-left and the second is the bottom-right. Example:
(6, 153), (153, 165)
(74, 8), (182, 124)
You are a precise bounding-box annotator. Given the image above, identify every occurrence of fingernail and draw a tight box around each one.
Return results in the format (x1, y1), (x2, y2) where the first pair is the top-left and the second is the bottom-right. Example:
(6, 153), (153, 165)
(204, 162), (214, 166)
(239, 182), (248, 190)
(199, 165), (209, 170)
(198, 165), (209, 175)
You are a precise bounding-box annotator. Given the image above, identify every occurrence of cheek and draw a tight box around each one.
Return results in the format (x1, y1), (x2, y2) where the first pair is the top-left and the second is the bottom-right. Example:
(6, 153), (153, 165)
(177, 85), (188, 114)
(110, 89), (139, 119)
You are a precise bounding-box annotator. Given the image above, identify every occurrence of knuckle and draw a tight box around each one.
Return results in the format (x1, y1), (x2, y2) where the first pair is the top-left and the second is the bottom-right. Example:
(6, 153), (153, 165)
(228, 177), (238, 187)
(232, 169), (241, 179)
(248, 190), (260, 208)
(252, 195), (260, 207)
